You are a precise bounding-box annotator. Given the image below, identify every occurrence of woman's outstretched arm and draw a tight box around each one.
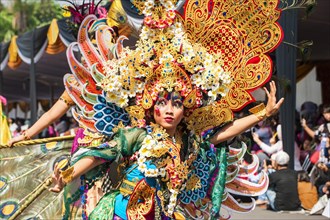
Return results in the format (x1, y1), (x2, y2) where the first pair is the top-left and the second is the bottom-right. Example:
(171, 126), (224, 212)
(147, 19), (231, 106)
(49, 156), (105, 193)
(210, 81), (284, 145)
(8, 91), (73, 146)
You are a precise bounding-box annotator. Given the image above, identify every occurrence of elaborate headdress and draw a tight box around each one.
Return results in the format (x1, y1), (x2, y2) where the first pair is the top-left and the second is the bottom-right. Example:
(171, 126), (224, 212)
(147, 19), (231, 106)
(65, 0), (282, 136)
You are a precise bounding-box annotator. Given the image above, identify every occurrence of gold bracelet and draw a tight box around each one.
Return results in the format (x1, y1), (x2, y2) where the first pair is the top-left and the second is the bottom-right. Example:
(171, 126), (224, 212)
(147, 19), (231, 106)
(249, 103), (267, 121)
(22, 131), (31, 140)
(60, 166), (74, 184)
(59, 92), (75, 107)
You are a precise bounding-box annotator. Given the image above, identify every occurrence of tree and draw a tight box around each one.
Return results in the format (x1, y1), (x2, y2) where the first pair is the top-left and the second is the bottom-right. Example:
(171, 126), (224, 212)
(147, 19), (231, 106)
(0, 0), (63, 42)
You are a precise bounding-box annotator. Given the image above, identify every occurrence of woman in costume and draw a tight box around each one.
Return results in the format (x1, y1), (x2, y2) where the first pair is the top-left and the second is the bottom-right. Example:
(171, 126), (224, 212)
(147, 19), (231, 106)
(46, 0), (285, 218)
(51, 83), (282, 219)
(4, 0), (285, 219)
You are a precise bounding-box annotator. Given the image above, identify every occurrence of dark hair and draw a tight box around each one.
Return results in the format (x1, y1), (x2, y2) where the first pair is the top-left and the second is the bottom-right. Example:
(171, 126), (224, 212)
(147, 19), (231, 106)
(323, 104), (330, 114)
(265, 159), (272, 166)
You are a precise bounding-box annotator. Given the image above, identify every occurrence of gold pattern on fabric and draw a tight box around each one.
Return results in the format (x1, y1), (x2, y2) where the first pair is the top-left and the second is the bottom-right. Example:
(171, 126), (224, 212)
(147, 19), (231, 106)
(119, 179), (137, 196)
(125, 105), (145, 120)
(131, 0), (178, 28)
(77, 130), (104, 147)
(131, 0), (179, 15)
(181, 0), (282, 116)
(127, 179), (155, 220)
(185, 174), (202, 191)
(183, 89), (197, 109)
(186, 101), (233, 135)
(150, 123), (169, 140)
(137, 123), (197, 216)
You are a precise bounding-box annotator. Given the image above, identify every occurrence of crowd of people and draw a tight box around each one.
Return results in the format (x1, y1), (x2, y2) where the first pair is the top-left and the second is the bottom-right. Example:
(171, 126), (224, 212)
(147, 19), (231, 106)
(7, 113), (78, 140)
(245, 102), (330, 216)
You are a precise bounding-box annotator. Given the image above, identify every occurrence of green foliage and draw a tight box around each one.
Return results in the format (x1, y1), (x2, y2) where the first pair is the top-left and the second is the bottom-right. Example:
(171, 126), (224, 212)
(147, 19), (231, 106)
(0, 0), (64, 43)
(0, 8), (15, 42)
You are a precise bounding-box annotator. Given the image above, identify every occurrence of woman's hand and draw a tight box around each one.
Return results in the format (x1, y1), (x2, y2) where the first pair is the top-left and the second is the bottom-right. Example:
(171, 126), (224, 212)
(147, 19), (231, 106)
(269, 136), (276, 145)
(49, 163), (66, 193)
(8, 134), (25, 147)
(252, 132), (260, 142)
(301, 118), (307, 129)
(264, 81), (284, 117)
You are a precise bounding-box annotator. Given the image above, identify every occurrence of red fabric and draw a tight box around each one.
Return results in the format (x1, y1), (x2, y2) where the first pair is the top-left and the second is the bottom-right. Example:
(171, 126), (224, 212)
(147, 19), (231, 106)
(310, 150), (320, 164)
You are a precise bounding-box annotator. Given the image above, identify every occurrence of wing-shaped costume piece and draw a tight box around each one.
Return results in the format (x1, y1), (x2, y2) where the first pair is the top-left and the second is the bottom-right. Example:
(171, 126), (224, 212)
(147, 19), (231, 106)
(179, 0), (283, 133)
(0, 138), (73, 219)
(64, 15), (131, 140)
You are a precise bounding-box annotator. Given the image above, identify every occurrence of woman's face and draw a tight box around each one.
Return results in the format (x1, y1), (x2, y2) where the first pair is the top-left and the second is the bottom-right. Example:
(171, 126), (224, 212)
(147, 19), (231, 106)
(153, 91), (184, 136)
(323, 112), (330, 122)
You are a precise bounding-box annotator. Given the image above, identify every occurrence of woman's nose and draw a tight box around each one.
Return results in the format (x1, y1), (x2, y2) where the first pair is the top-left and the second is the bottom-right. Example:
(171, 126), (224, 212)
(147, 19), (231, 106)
(165, 102), (174, 113)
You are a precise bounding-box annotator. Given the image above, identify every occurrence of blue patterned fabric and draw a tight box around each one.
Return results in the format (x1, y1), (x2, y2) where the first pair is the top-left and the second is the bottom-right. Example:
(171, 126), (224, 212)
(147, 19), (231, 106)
(93, 93), (130, 136)
(180, 150), (215, 204)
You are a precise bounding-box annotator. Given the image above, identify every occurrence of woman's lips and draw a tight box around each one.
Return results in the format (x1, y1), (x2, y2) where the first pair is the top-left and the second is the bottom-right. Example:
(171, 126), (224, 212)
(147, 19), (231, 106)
(165, 117), (174, 123)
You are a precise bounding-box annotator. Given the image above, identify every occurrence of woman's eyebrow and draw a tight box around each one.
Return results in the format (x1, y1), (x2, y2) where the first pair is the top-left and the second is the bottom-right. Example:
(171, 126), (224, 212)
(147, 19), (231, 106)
(171, 93), (183, 101)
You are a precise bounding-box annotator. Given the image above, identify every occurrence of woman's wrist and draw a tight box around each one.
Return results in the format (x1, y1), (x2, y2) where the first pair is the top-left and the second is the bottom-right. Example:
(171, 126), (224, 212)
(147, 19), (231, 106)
(249, 103), (267, 121)
(22, 130), (31, 140)
(60, 166), (74, 185)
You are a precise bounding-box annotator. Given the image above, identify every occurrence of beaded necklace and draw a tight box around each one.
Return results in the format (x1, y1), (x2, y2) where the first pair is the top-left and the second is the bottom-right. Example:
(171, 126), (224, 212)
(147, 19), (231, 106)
(137, 123), (194, 216)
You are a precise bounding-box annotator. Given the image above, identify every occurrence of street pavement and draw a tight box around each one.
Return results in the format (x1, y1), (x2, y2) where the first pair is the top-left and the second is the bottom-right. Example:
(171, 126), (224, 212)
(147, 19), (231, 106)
(231, 206), (328, 220)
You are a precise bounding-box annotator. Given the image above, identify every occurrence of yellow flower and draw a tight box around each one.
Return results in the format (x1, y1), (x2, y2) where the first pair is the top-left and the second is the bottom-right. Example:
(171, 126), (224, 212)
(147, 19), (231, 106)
(62, 6), (71, 17)
(138, 163), (147, 172)
(137, 156), (146, 164)
(140, 147), (151, 157)
(142, 135), (156, 149)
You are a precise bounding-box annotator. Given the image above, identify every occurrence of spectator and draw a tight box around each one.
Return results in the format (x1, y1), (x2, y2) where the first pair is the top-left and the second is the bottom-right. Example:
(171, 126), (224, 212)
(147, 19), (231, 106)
(266, 151), (301, 211)
(310, 180), (330, 216)
(252, 120), (273, 148)
(300, 101), (318, 129)
(310, 162), (330, 196)
(297, 171), (318, 210)
(321, 181), (330, 198)
(252, 124), (302, 171)
(254, 159), (275, 205)
(301, 103), (330, 147)
(253, 124), (281, 156)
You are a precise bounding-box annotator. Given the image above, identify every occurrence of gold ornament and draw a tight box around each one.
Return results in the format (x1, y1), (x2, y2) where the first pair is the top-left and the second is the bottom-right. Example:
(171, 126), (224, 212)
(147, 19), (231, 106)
(249, 103), (267, 121)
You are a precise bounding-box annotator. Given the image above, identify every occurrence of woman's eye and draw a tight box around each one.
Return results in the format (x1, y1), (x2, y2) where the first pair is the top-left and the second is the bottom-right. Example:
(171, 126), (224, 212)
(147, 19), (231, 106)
(156, 99), (166, 106)
(174, 101), (183, 108)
